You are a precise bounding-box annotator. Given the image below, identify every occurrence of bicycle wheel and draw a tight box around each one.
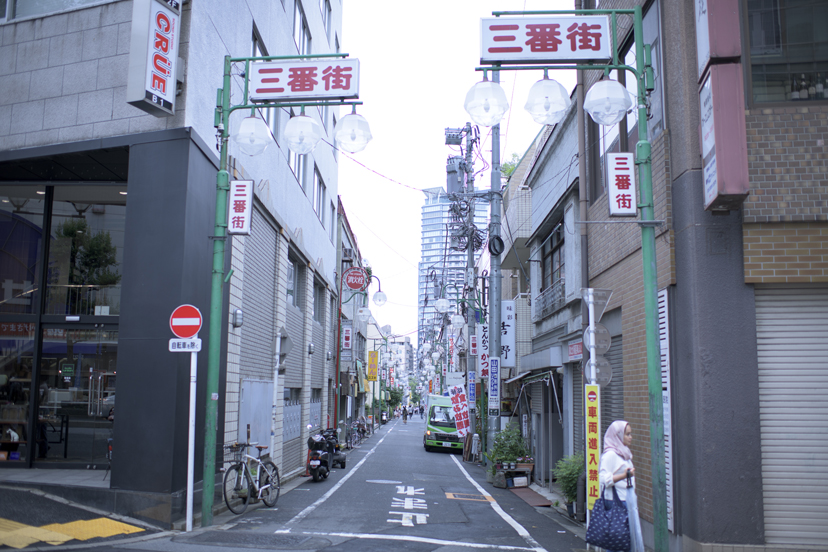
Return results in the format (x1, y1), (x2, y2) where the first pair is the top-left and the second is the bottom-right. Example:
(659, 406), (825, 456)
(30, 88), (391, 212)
(223, 463), (251, 515)
(260, 461), (280, 507)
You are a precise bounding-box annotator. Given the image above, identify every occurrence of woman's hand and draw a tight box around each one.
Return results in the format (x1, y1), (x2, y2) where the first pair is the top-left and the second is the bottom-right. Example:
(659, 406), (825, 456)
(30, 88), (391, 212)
(613, 467), (635, 482)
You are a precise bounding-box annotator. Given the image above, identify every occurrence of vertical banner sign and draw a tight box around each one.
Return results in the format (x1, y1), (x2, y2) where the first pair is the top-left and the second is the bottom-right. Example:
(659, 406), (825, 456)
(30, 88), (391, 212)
(342, 325), (352, 349)
(501, 300), (516, 367)
(366, 351), (377, 382)
(470, 334), (478, 356)
(429, 380), (433, 394)
(227, 180), (254, 235)
(607, 153), (637, 217)
(126, 0), (181, 116)
(468, 371), (476, 409)
(585, 384), (601, 510)
(700, 73), (717, 209)
(449, 385), (471, 437)
(488, 357), (501, 412)
(478, 324), (490, 377)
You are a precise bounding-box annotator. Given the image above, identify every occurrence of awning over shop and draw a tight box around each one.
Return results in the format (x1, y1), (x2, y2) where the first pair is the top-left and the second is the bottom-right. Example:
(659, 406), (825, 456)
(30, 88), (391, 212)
(505, 372), (529, 384)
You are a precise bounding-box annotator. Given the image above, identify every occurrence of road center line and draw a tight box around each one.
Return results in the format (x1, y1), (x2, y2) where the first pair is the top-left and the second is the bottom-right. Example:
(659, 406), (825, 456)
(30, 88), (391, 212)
(275, 427), (393, 532)
(301, 530), (536, 551)
(450, 454), (546, 552)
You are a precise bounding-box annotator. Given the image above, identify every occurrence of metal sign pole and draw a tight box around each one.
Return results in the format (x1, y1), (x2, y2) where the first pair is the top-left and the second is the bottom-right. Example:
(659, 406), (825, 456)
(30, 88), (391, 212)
(186, 347), (197, 532)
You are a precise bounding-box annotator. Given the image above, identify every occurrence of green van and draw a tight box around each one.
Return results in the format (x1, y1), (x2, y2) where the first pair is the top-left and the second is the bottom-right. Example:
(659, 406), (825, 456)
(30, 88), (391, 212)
(423, 394), (462, 452)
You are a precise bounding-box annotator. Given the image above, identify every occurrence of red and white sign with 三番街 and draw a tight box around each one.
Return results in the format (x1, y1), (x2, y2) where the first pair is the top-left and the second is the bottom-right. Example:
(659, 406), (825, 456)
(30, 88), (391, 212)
(342, 267), (368, 291)
(249, 59), (360, 102)
(342, 326), (352, 350)
(470, 334), (478, 356)
(607, 153), (637, 217)
(170, 304), (202, 339)
(227, 180), (253, 235)
(126, 0), (181, 116)
(481, 16), (611, 64)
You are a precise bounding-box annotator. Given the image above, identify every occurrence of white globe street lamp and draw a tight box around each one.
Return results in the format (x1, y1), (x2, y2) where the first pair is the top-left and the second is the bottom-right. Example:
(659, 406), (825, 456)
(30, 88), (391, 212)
(357, 307), (371, 322)
(232, 115), (272, 156)
(464, 73), (509, 127)
(435, 298), (450, 313)
(451, 313), (465, 330)
(584, 79), (632, 126)
(284, 109), (323, 154)
(334, 110), (373, 153)
(524, 72), (571, 125)
(373, 290), (387, 306)
(431, 352), (441, 363)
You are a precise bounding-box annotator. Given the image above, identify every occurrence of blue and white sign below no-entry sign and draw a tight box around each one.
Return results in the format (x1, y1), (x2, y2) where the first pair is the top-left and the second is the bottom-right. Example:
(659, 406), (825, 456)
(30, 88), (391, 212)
(488, 357), (500, 413)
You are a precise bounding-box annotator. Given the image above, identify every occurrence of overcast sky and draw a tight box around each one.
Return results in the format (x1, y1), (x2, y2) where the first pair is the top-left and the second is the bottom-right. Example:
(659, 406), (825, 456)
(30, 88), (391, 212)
(337, 1), (577, 340)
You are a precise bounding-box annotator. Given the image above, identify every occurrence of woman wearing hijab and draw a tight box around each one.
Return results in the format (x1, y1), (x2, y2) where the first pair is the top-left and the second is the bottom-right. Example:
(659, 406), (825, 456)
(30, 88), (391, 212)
(599, 420), (636, 503)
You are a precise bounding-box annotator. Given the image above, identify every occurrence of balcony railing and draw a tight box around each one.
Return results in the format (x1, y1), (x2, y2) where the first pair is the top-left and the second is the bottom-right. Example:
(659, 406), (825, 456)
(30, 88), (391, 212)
(532, 279), (565, 322)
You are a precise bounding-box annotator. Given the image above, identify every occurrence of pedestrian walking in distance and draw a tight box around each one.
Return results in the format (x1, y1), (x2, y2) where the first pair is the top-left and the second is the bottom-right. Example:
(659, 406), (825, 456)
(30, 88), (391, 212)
(402, 406), (408, 424)
(598, 420), (636, 551)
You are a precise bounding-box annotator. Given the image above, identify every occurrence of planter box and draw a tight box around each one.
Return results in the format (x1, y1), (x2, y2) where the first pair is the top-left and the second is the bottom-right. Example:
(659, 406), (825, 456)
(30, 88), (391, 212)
(516, 463), (534, 471)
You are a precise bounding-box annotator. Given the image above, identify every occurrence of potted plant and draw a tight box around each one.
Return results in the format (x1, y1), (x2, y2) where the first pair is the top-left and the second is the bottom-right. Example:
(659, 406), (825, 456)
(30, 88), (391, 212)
(552, 453), (584, 517)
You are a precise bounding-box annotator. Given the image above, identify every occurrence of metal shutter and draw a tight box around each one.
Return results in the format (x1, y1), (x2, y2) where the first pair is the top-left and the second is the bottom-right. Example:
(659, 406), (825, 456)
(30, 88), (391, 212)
(602, 335), (623, 438)
(659, 288), (675, 532)
(756, 286), (828, 546)
(241, 208), (277, 381)
(574, 362), (584, 454)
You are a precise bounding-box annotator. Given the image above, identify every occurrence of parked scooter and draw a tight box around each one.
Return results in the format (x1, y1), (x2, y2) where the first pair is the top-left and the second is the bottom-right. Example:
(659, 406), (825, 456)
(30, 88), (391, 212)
(306, 428), (347, 482)
(307, 431), (330, 482)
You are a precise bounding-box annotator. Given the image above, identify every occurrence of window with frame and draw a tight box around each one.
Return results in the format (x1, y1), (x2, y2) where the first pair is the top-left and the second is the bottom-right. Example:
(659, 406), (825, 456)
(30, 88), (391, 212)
(313, 168), (326, 220)
(590, 1), (664, 203)
(284, 388), (301, 405)
(329, 202), (336, 241)
(294, 1), (311, 55)
(252, 30), (279, 142)
(288, 110), (308, 189)
(541, 224), (564, 293)
(746, 0), (828, 104)
(287, 257), (299, 308)
(313, 284), (325, 323)
(320, 0), (332, 43)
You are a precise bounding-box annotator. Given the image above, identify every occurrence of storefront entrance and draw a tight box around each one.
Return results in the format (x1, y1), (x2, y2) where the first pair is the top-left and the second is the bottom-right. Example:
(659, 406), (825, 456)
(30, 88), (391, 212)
(36, 327), (117, 466)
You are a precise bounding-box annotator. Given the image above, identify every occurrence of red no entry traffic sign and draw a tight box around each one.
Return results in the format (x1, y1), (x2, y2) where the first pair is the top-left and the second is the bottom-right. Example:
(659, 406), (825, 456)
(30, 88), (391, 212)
(170, 305), (202, 339)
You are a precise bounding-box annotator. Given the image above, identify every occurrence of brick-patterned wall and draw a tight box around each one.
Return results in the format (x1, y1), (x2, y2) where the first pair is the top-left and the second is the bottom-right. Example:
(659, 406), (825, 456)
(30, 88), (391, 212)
(744, 222), (828, 283)
(744, 106), (828, 224)
(588, 130), (675, 290)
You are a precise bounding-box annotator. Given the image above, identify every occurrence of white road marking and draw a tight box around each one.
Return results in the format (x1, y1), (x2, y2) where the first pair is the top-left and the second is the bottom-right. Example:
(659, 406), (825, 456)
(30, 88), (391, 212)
(387, 512), (429, 526)
(300, 530), (536, 551)
(275, 426), (393, 533)
(450, 454), (547, 552)
(395, 485), (424, 495)
(365, 479), (402, 484)
(391, 497), (427, 510)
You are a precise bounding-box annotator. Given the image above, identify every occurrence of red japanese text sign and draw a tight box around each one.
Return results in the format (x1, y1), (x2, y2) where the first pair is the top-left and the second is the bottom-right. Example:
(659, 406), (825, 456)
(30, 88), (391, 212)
(585, 384), (601, 510)
(227, 180), (253, 235)
(481, 16), (611, 64)
(249, 59), (360, 102)
(607, 153), (637, 217)
(449, 385), (471, 437)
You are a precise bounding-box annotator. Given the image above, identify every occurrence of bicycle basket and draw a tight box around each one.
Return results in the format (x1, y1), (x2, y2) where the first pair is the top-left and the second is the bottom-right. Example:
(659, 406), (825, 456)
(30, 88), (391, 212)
(224, 443), (244, 464)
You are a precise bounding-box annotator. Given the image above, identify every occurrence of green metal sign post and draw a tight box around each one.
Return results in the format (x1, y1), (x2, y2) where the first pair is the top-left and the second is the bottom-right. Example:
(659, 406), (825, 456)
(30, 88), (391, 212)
(476, 7), (668, 550)
(202, 53), (362, 527)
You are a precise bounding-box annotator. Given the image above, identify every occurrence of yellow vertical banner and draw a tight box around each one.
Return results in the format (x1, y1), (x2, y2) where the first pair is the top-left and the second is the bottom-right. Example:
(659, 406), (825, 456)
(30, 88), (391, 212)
(585, 384), (601, 510)
(366, 351), (378, 381)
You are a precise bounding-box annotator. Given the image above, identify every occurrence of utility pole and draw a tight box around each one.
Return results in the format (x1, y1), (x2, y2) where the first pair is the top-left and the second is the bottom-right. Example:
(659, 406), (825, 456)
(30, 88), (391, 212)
(487, 69), (502, 454)
(463, 122), (478, 440)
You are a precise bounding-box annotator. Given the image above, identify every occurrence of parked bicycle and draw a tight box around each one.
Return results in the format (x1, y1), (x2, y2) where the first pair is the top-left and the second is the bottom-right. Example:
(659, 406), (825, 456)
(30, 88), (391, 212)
(223, 442), (280, 515)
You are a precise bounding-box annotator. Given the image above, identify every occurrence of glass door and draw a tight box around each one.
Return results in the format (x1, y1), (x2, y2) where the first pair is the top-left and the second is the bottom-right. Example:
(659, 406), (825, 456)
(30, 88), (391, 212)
(36, 326), (117, 466)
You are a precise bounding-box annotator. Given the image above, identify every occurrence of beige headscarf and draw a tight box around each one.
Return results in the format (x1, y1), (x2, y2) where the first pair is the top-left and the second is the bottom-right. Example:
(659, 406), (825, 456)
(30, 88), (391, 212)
(603, 420), (632, 461)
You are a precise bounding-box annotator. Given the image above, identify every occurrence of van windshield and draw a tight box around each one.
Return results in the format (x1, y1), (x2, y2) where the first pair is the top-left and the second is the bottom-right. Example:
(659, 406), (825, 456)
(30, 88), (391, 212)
(430, 405), (456, 429)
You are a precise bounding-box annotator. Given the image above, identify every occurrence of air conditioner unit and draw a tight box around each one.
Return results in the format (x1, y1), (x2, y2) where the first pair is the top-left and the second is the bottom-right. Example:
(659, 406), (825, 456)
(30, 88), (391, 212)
(342, 248), (354, 261)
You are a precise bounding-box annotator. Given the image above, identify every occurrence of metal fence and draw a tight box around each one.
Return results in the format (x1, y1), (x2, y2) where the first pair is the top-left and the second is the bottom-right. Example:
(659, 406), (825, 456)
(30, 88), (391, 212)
(532, 279), (565, 322)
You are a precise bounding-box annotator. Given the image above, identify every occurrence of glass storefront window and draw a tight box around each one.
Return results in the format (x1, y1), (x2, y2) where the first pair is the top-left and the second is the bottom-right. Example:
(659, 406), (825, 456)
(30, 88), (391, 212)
(0, 188), (45, 315)
(0, 325), (35, 462)
(748, 0), (828, 103)
(46, 187), (126, 316)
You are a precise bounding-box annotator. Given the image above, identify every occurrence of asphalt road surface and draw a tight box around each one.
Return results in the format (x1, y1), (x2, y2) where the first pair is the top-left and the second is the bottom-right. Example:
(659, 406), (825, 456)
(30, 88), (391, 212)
(39, 418), (587, 552)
